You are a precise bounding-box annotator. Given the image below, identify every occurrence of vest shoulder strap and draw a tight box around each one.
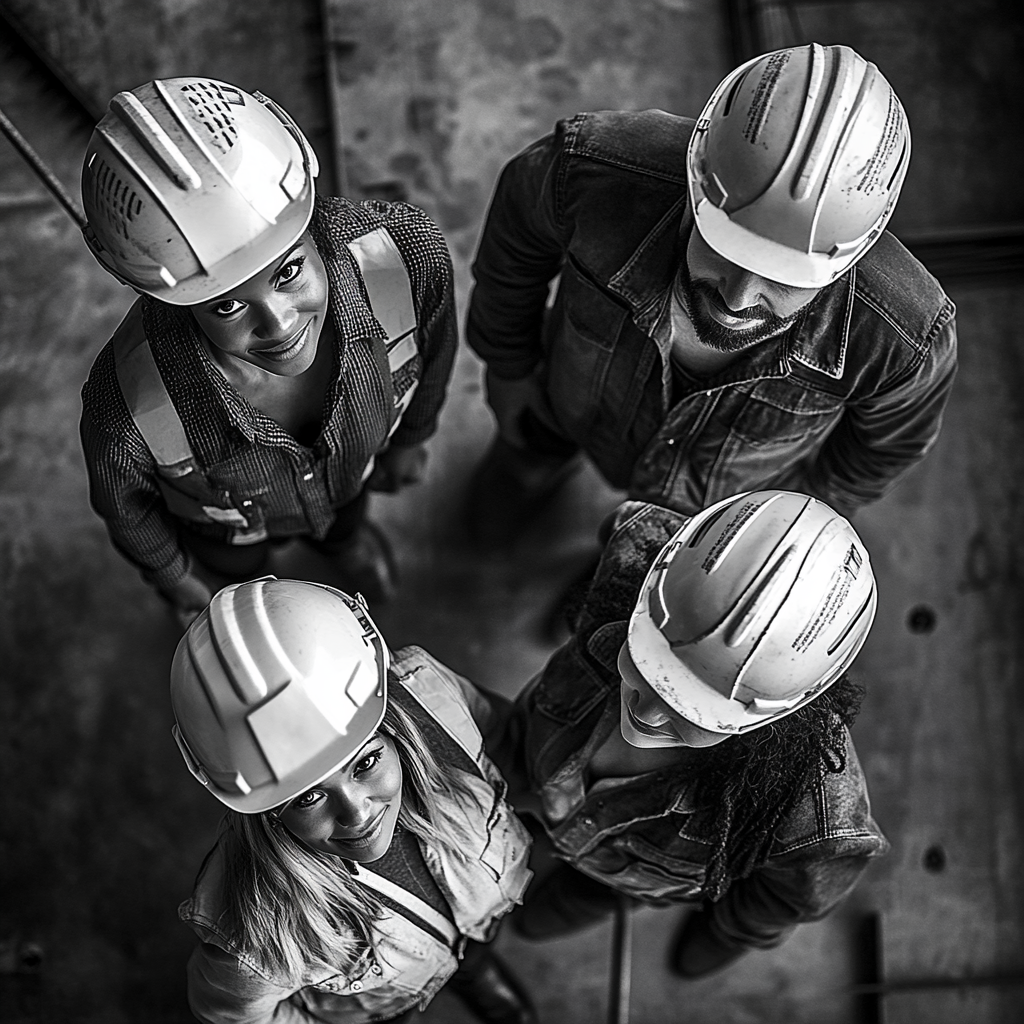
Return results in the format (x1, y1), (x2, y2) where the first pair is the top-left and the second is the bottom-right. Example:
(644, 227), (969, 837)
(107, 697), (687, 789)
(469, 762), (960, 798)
(111, 298), (195, 475)
(345, 226), (417, 353)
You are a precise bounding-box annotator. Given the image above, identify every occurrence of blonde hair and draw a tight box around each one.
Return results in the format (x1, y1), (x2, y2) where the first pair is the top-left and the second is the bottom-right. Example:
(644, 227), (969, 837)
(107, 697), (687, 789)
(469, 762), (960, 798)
(218, 694), (483, 980)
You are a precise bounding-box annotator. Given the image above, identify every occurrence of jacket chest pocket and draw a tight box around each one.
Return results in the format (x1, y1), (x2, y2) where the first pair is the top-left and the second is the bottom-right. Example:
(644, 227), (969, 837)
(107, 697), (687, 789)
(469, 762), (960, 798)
(544, 264), (625, 440)
(704, 384), (844, 501)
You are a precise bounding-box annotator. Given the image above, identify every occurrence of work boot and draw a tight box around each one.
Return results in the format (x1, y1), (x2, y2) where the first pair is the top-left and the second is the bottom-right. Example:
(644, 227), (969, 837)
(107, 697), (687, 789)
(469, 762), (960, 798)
(513, 864), (620, 940)
(309, 521), (398, 605)
(446, 949), (538, 1024)
(465, 436), (582, 549)
(669, 909), (751, 978)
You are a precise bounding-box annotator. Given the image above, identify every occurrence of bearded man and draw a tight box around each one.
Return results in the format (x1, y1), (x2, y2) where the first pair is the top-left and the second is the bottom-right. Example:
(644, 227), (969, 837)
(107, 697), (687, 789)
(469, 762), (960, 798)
(466, 44), (957, 543)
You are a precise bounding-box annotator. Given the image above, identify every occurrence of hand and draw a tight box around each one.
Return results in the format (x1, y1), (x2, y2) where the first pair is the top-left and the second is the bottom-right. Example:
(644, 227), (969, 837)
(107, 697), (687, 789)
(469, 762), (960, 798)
(163, 573), (214, 629)
(484, 367), (546, 449)
(367, 442), (429, 493)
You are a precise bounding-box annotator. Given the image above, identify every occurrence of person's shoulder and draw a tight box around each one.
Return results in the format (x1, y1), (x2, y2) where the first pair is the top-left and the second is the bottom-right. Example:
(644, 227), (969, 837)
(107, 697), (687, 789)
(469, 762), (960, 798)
(390, 647), (472, 713)
(771, 729), (888, 859)
(578, 502), (689, 632)
(315, 195), (443, 243)
(604, 501), (689, 564)
(559, 109), (696, 183)
(851, 231), (956, 348)
(80, 303), (146, 444)
(178, 831), (232, 942)
(315, 196), (451, 283)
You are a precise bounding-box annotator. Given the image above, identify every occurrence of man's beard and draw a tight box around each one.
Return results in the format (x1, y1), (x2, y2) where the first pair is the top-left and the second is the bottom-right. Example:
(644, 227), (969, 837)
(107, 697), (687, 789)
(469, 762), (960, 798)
(676, 267), (798, 353)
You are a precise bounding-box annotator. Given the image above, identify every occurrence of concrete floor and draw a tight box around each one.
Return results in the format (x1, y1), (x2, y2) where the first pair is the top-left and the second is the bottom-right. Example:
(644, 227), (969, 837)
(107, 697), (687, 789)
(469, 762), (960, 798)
(1, 1), (1023, 1022)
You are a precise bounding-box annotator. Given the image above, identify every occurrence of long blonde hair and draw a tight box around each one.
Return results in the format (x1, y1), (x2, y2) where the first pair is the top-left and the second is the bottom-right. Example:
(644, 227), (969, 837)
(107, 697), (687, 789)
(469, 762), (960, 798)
(218, 692), (483, 980)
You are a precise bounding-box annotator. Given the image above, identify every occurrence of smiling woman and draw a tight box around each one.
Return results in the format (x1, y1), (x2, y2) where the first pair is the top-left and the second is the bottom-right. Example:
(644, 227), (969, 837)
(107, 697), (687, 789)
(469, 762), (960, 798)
(78, 78), (458, 621)
(171, 578), (536, 1024)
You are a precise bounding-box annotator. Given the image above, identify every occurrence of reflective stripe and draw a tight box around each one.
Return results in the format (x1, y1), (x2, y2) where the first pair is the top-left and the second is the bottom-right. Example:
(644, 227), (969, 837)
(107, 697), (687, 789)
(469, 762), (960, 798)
(112, 298), (194, 471)
(350, 862), (459, 947)
(346, 227), (417, 350)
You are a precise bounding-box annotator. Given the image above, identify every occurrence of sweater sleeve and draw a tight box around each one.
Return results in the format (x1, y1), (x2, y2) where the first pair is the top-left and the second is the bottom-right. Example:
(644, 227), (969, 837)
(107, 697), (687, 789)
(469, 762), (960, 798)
(466, 126), (571, 381)
(79, 344), (191, 594)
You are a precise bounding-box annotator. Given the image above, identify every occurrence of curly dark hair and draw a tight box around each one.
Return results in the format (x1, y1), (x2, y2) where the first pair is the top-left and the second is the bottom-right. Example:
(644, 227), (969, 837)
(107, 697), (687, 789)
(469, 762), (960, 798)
(694, 673), (865, 901)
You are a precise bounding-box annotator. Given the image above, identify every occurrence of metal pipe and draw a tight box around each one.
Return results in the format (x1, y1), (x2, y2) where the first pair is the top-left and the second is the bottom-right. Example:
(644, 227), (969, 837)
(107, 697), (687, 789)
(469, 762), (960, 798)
(0, 102), (86, 230)
(608, 895), (633, 1024)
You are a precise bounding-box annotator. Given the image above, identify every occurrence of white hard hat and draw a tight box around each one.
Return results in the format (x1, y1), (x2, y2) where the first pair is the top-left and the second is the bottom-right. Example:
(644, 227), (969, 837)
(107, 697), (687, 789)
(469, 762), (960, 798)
(627, 491), (876, 734)
(170, 578), (388, 813)
(82, 78), (319, 305)
(687, 43), (910, 288)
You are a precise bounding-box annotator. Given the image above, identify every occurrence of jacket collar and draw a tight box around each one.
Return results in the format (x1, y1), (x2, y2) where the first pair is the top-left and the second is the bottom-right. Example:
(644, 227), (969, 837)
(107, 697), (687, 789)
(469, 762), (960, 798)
(604, 205), (854, 382)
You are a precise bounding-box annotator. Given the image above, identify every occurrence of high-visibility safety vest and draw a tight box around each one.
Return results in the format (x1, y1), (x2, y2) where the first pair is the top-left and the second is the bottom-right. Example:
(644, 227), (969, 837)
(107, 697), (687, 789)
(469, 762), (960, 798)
(113, 227), (419, 545)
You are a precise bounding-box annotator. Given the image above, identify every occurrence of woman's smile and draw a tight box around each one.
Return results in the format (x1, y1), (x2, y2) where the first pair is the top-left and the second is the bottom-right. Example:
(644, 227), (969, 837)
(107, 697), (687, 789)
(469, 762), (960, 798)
(256, 319), (313, 363)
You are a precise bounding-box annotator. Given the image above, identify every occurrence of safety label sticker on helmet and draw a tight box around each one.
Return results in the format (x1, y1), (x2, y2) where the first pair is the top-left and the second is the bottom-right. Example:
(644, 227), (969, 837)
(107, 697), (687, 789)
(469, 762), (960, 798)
(792, 566), (852, 653)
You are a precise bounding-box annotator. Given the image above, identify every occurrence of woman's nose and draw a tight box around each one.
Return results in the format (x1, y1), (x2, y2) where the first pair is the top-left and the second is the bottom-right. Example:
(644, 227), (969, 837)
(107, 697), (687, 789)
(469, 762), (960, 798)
(329, 787), (372, 830)
(254, 295), (299, 340)
(632, 690), (671, 727)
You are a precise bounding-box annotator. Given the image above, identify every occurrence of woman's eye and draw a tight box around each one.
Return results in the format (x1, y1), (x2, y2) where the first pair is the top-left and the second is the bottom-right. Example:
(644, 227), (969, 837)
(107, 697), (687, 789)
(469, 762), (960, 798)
(293, 790), (322, 810)
(354, 749), (382, 776)
(212, 299), (244, 317)
(275, 256), (305, 286)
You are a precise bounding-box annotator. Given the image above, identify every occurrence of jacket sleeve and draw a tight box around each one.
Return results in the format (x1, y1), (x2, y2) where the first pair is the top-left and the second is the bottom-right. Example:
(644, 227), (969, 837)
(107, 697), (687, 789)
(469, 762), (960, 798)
(389, 206), (459, 448)
(466, 128), (571, 381)
(708, 853), (875, 949)
(187, 943), (314, 1024)
(80, 360), (191, 594)
(710, 732), (889, 948)
(794, 303), (958, 514)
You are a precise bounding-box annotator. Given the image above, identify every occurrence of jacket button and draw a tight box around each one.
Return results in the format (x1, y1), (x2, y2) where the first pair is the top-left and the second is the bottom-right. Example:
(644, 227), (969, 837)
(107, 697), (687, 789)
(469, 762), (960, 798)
(581, 816), (595, 827)
(665, 438), (676, 447)
(350, 980), (364, 991)
(371, 964), (383, 975)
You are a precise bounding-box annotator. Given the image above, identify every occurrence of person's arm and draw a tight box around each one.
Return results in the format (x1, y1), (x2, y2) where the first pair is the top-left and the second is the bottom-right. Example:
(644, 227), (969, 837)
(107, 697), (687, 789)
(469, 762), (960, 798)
(790, 307), (958, 515)
(708, 852), (876, 950)
(79, 395), (208, 613)
(187, 942), (313, 1024)
(466, 128), (571, 383)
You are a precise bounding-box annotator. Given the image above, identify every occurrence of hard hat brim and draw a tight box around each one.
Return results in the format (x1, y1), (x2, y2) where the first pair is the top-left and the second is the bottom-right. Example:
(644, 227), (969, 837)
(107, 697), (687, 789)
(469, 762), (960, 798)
(692, 198), (860, 290)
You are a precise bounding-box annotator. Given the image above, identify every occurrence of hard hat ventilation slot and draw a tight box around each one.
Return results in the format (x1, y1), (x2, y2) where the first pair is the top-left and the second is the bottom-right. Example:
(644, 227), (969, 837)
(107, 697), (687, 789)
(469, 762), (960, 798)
(886, 139), (908, 192)
(722, 68), (750, 118)
(688, 504), (730, 548)
(91, 158), (143, 239)
(826, 590), (874, 656)
(858, 94), (902, 195)
(179, 81), (240, 156)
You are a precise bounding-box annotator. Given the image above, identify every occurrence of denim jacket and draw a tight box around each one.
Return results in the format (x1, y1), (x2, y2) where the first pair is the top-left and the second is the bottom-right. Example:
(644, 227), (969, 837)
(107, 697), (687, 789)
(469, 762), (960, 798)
(468, 110), (958, 515)
(513, 501), (888, 948)
(179, 648), (532, 1024)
